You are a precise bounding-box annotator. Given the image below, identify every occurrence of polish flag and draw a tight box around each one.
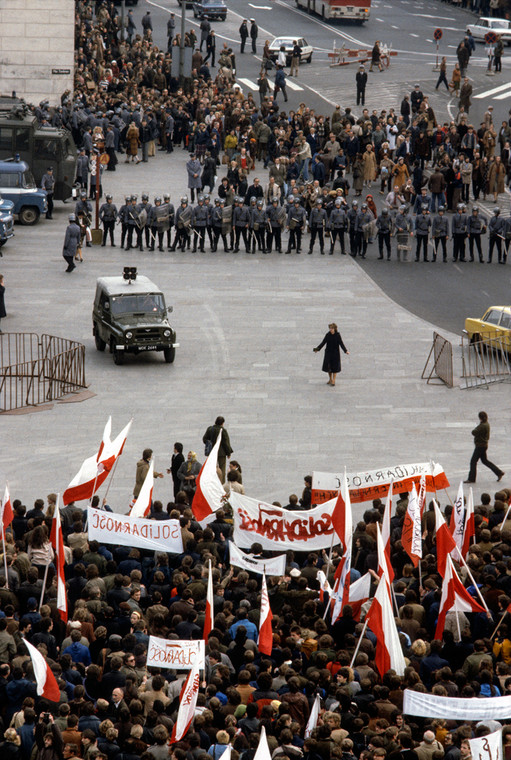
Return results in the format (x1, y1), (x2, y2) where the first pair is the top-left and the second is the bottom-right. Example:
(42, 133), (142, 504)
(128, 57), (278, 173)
(401, 483), (422, 567)
(191, 433), (225, 522)
(63, 418), (132, 505)
(331, 470), (352, 548)
(203, 559), (214, 641)
(449, 481), (465, 556)
(130, 460), (154, 518)
(23, 638), (60, 702)
(434, 554), (485, 639)
(348, 572), (371, 621)
(305, 694), (321, 739)
(433, 499), (457, 577)
(365, 575), (406, 677)
(376, 523), (392, 588)
(170, 656), (201, 743)
(253, 726), (272, 760)
(331, 473), (353, 623)
(1, 484), (13, 532)
(461, 487), (475, 557)
(381, 479), (394, 582)
(49, 496), (67, 623)
(258, 571), (273, 656)
(317, 569), (332, 603)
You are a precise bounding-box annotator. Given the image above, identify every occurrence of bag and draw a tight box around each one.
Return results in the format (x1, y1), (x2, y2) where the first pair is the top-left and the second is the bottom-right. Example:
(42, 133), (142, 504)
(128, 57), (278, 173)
(204, 439), (213, 456)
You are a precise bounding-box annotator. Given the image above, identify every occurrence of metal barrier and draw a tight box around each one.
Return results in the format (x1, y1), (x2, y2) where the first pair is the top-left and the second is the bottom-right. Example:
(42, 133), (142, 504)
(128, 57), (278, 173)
(0, 333), (87, 412)
(422, 332), (454, 388)
(460, 333), (511, 390)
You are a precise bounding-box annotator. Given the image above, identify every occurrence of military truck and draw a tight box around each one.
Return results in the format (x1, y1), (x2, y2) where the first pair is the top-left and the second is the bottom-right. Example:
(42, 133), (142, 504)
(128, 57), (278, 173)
(93, 270), (178, 365)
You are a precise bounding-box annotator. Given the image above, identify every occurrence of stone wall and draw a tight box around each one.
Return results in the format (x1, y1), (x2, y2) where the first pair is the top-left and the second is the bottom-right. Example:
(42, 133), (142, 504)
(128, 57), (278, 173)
(0, 0), (74, 106)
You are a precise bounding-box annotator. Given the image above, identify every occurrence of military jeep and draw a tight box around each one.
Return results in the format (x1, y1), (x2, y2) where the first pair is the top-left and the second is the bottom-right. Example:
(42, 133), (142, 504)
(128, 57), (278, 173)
(92, 270), (178, 365)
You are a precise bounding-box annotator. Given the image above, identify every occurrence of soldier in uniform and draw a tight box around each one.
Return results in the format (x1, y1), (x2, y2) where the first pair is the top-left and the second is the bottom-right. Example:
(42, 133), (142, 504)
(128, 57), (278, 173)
(432, 206), (449, 263)
(232, 197), (250, 253)
(211, 198), (228, 252)
(148, 197), (167, 252)
(347, 200), (359, 257)
(355, 202), (373, 259)
(203, 194), (214, 249)
(41, 166), (55, 220)
(394, 204), (412, 261)
(467, 206), (486, 263)
(163, 194), (175, 250)
(266, 198), (284, 253)
(488, 207), (504, 263)
(328, 197), (347, 255)
(286, 198), (307, 254)
(414, 204), (432, 262)
(118, 195), (131, 250)
(171, 197), (192, 251)
(308, 198), (327, 255)
(451, 203), (468, 262)
(192, 195), (208, 252)
(375, 207), (392, 260)
(75, 191), (92, 251)
(249, 199), (267, 253)
(99, 193), (118, 247)
(138, 193), (152, 250)
(126, 196), (141, 251)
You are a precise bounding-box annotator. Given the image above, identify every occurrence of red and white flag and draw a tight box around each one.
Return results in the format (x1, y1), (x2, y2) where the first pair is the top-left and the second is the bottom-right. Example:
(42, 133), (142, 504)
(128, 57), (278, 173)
(317, 569), (332, 603)
(434, 554), (485, 639)
(381, 479), (394, 583)
(449, 481), (465, 556)
(365, 575), (406, 677)
(49, 496), (67, 623)
(461, 487), (475, 557)
(130, 460), (154, 518)
(305, 694), (321, 739)
(23, 638), (60, 702)
(253, 726), (272, 760)
(331, 472), (353, 622)
(1, 484), (13, 533)
(348, 572), (371, 621)
(170, 656), (201, 743)
(191, 433), (225, 523)
(258, 571), (273, 656)
(433, 499), (457, 577)
(203, 559), (214, 641)
(401, 483), (422, 567)
(331, 470), (352, 548)
(63, 418), (132, 505)
(376, 523), (392, 588)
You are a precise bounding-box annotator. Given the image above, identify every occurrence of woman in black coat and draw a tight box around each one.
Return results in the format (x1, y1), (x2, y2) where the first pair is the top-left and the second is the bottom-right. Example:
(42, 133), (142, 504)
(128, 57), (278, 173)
(313, 322), (349, 386)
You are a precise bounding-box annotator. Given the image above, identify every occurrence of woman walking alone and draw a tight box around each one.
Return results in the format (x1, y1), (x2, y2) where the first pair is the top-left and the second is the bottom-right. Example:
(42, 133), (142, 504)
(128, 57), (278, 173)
(313, 322), (349, 387)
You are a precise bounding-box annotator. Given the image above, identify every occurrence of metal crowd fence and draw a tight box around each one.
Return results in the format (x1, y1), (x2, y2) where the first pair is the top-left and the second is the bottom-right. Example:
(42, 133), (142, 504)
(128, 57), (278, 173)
(422, 332), (454, 388)
(460, 332), (511, 390)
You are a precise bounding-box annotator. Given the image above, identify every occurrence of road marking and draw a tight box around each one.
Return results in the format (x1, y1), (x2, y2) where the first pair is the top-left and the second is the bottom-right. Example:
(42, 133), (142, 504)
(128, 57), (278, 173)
(391, 25), (398, 29)
(474, 82), (511, 98)
(238, 77), (258, 91)
(286, 78), (304, 90)
(482, 290), (490, 297)
(494, 90), (511, 100)
(426, 39), (433, 43)
(248, 3), (272, 6)
(376, 17), (384, 21)
(411, 13), (455, 19)
(447, 45), (457, 48)
(410, 33), (419, 37)
(453, 264), (463, 274)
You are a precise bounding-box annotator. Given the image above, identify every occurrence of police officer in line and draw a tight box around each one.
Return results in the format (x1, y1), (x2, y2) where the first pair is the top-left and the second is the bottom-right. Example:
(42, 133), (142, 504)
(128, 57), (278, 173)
(414, 204), (432, 262)
(328, 198), (348, 255)
(451, 203), (468, 262)
(308, 198), (327, 255)
(348, 200), (359, 257)
(286, 198), (307, 255)
(266, 198), (283, 253)
(99, 194), (118, 247)
(203, 194), (214, 249)
(488, 207), (504, 263)
(148, 197), (165, 252)
(75, 190), (93, 249)
(138, 193), (152, 250)
(118, 195), (131, 250)
(394, 203), (412, 261)
(126, 196), (141, 251)
(355, 202), (373, 259)
(192, 195), (208, 252)
(467, 206), (486, 263)
(375, 207), (392, 260)
(250, 199), (267, 254)
(211, 198), (229, 253)
(162, 194), (175, 250)
(41, 166), (55, 220)
(171, 197), (192, 252)
(432, 206), (449, 263)
(233, 196), (251, 253)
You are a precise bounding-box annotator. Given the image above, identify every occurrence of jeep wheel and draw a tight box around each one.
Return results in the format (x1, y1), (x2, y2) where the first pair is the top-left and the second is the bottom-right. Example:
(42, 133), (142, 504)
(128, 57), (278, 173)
(19, 206), (40, 225)
(163, 346), (176, 363)
(94, 331), (106, 351)
(113, 348), (125, 365)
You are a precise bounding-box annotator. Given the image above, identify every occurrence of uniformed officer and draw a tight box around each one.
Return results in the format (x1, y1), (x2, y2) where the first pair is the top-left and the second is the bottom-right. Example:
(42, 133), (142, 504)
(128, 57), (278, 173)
(414, 204), (432, 262)
(467, 207), (486, 263)
(432, 206), (449, 262)
(126, 196), (141, 251)
(347, 200), (359, 257)
(394, 204), (412, 261)
(328, 198), (347, 255)
(375, 207), (392, 260)
(233, 197), (251, 253)
(148, 197), (167, 252)
(138, 193), (152, 250)
(308, 199), (327, 254)
(118, 195), (131, 249)
(99, 194), (118, 247)
(75, 191), (92, 249)
(192, 195), (208, 252)
(163, 193), (175, 250)
(263, 198), (280, 253)
(41, 166), (55, 219)
(211, 198), (229, 253)
(171, 197), (192, 251)
(355, 202), (373, 259)
(286, 198), (307, 254)
(203, 194), (214, 249)
(488, 207), (504, 263)
(451, 203), (468, 262)
(250, 199), (267, 253)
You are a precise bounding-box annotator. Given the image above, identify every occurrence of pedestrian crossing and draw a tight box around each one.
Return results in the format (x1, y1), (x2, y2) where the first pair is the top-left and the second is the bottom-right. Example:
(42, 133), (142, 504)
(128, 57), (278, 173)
(474, 82), (511, 101)
(236, 76), (304, 93)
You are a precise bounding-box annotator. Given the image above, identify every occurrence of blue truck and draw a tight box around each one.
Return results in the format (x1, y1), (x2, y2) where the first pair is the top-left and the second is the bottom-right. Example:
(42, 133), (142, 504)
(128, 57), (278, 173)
(0, 158), (48, 225)
(0, 196), (14, 248)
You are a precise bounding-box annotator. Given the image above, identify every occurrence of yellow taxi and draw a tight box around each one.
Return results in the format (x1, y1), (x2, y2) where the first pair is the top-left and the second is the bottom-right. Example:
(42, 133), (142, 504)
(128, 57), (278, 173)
(464, 306), (511, 352)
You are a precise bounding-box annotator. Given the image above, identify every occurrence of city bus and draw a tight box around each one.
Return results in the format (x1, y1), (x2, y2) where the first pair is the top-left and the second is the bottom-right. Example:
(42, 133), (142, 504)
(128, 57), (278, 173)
(295, 0), (371, 22)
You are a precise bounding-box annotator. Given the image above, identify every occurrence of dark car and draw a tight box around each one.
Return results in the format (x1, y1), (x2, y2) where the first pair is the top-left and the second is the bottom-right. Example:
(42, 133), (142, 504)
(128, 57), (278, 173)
(192, 0), (227, 19)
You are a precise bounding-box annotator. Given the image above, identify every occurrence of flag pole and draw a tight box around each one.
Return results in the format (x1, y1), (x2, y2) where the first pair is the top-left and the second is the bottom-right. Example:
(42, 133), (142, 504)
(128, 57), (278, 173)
(500, 504), (511, 531)
(491, 611), (507, 639)
(102, 454), (121, 503)
(349, 617), (369, 669)
(39, 561), (50, 611)
(454, 546), (490, 614)
(443, 488), (454, 507)
(1, 527), (9, 590)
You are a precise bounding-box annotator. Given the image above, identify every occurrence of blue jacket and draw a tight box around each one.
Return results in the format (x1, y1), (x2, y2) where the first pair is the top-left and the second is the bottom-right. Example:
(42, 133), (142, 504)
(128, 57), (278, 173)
(275, 69), (286, 88)
(229, 618), (258, 641)
(63, 641), (91, 666)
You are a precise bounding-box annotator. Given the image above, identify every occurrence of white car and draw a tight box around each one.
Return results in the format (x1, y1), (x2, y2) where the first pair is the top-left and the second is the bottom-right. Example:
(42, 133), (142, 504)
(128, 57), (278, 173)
(467, 17), (511, 45)
(268, 37), (313, 65)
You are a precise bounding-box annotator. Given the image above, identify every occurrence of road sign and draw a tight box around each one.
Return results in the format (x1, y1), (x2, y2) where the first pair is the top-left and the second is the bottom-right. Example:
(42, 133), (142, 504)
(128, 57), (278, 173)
(485, 31), (497, 44)
(433, 28), (443, 41)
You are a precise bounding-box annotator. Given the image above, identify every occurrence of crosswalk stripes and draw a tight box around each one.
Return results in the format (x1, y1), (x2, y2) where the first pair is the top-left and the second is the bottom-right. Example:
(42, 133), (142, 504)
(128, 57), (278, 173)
(474, 82), (511, 100)
(237, 78), (258, 91)
(236, 77), (304, 93)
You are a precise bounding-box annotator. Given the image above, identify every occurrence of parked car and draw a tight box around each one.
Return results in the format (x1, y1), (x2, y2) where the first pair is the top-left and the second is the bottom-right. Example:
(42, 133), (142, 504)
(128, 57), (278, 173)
(268, 36), (313, 65)
(467, 17), (511, 45)
(0, 195), (14, 247)
(464, 305), (511, 352)
(193, 0), (226, 20)
(93, 270), (179, 365)
(0, 158), (47, 225)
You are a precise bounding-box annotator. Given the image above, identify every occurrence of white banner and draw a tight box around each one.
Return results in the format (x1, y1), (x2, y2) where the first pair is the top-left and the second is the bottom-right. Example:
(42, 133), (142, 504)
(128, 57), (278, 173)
(147, 636), (205, 670)
(469, 730), (502, 760)
(230, 492), (336, 552)
(87, 507), (183, 553)
(403, 690), (511, 720)
(229, 542), (287, 576)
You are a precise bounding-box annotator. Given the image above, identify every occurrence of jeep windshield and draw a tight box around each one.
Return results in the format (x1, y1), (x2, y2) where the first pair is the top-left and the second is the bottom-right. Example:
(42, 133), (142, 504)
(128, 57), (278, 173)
(110, 293), (165, 315)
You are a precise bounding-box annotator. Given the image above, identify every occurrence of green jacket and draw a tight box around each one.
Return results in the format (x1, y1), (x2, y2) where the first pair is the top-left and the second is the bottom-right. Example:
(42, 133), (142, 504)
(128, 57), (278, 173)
(203, 424), (233, 458)
(472, 421), (490, 448)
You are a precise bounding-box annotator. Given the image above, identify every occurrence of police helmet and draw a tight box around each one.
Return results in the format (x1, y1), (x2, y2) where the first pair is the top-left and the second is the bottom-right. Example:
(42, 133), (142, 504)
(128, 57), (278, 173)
(257, 199), (264, 207)
(198, 195), (204, 203)
(68, 213), (76, 222)
(335, 198), (342, 206)
(131, 194), (137, 201)
(493, 207), (500, 214)
(219, 198), (225, 204)
(214, 198), (221, 205)
(155, 196), (161, 204)
(250, 197), (256, 204)
(457, 203), (464, 211)
(316, 198), (323, 205)
(80, 191), (87, 199)
(352, 200), (358, 207)
(142, 193), (149, 201)
(472, 207), (478, 213)
(288, 195), (294, 203)
(293, 198), (301, 204)
(382, 208), (389, 215)
(180, 196), (188, 204)
(438, 206), (445, 212)
(203, 194), (210, 200)
(461, 203), (467, 211)
(125, 195), (131, 202)
(106, 194), (112, 200)
(362, 202), (367, 209)
(399, 204), (406, 212)
(272, 197), (279, 204)
(163, 194), (170, 201)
